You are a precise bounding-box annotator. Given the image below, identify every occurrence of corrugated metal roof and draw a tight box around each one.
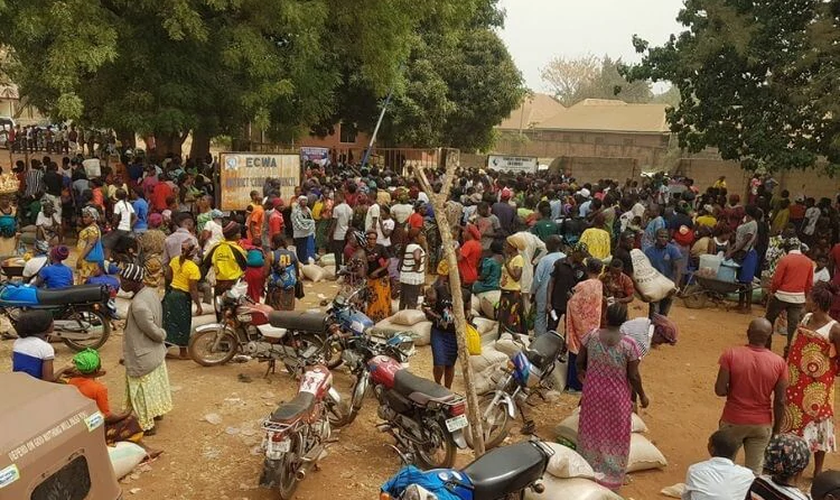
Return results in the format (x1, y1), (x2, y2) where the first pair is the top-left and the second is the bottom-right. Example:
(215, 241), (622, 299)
(537, 99), (670, 134)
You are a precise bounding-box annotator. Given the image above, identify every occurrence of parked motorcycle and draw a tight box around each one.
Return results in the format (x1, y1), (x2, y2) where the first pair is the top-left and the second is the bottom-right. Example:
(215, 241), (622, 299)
(381, 440), (554, 500)
(259, 361), (341, 499)
(469, 331), (566, 449)
(188, 281), (340, 373)
(0, 283), (112, 351)
(368, 354), (469, 469)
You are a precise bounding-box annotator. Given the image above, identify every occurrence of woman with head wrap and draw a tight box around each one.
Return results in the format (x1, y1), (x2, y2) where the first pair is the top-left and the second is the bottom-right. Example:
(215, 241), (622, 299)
(579, 212), (611, 261)
(120, 263), (173, 434)
(362, 228), (392, 321)
(398, 227), (426, 310)
(22, 239), (50, 283)
(163, 240), (203, 359)
(36, 198), (61, 245)
(76, 206), (104, 284)
(745, 434), (810, 499)
(32, 245), (73, 289)
(781, 282), (840, 477)
(565, 258), (605, 393)
(473, 239), (504, 295)
(67, 348), (147, 446)
(137, 213), (167, 291)
(205, 221), (247, 298)
(291, 196), (316, 264)
(423, 260), (471, 389)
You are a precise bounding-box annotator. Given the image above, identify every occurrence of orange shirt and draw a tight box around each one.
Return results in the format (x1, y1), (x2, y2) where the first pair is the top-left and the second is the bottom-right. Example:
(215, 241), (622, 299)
(248, 205), (265, 241)
(68, 377), (111, 416)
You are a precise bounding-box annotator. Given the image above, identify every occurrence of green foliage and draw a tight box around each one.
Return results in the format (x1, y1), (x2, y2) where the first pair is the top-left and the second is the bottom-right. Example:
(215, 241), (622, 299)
(627, 0), (840, 173)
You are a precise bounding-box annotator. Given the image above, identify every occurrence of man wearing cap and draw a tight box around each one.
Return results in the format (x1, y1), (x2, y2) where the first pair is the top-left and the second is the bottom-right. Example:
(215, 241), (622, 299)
(492, 188), (516, 237)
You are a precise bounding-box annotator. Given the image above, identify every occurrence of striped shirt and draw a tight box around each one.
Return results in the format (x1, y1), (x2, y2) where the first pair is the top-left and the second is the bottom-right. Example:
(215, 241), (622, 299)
(24, 168), (44, 198)
(400, 243), (426, 285)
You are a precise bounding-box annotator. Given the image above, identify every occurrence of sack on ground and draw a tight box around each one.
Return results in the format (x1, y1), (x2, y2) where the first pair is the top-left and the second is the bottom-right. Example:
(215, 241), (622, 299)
(319, 253), (336, 267)
(495, 332), (530, 357)
(470, 345), (509, 372)
(543, 442), (595, 480)
(474, 364), (505, 394)
(471, 294), (481, 315)
(108, 441), (147, 479)
(627, 433), (667, 472)
(631, 249), (676, 302)
(321, 266), (336, 281)
(301, 264), (326, 282)
(411, 321), (432, 346)
(391, 309), (427, 327)
(555, 408), (649, 444)
(478, 290), (501, 319)
(524, 475), (622, 500)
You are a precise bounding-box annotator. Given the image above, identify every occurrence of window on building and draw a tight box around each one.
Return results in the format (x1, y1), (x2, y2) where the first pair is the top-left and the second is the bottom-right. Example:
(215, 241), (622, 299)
(339, 123), (357, 144)
(31, 455), (91, 500)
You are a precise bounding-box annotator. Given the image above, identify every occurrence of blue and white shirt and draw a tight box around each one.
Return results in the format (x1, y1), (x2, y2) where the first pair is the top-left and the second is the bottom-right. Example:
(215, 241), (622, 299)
(12, 336), (55, 379)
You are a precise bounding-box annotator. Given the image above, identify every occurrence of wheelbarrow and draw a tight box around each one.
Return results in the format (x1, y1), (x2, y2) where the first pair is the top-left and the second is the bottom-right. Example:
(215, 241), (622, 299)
(681, 275), (754, 310)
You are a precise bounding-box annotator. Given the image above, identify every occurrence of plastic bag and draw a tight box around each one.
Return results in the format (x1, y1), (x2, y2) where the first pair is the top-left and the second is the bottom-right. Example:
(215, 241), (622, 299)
(466, 324), (482, 355)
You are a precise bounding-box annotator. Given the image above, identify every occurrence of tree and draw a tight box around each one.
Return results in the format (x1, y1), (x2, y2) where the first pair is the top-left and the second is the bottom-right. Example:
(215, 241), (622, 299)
(540, 54), (601, 106)
(626, 0), (840, 173)
(576, 57), (653, 104)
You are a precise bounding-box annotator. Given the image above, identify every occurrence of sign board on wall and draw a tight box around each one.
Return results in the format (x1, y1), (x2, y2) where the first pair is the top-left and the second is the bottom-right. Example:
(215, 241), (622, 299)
(300, 147), (330, 166)
(487, 155), (538, 173)
(219, 152), (300, 211)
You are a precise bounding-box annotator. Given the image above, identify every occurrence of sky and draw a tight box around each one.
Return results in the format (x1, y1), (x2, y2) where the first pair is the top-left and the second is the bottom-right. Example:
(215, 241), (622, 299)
(497, 0), (685, 93)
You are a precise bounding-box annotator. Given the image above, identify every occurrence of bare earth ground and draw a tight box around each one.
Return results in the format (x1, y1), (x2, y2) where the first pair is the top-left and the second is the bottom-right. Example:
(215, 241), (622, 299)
(2, 277), (839, 500)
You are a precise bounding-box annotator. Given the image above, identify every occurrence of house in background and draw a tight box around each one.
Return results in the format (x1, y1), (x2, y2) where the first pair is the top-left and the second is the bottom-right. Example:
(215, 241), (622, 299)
(0, 81), (44, 125)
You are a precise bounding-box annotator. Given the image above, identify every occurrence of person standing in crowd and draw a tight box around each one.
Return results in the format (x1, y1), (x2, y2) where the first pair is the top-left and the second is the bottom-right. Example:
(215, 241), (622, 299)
(492, 188), (516, 236)
(715, 318), (787, 474)
(548, 244), (586, 333)
(266, 233), (300, 311)
(531, 203), (559, 243)
(35, 199), (61, 245)
(362, 229), (392, 321)
(682, 430), (755, 500)
(292, 196), (316, 264)
(473, 240), (504, 295)
(641, 205), (666, 251)
(612, 230), (636, 276)
(206, 222), (247, 297)
(458, 224), (482, 289)
(576, 303), (648, 491)
(139, 214), (166, 291)
(728, 205), (760, 311)
(781, 282), (840, 477)
(745, 434), (811, 500)
(423, 261), (470, 389)
(475, 201), (501, 253)
(566, 258), (604, 392)
(765, 240), (814, 353)
(329, 193), (353, 274)
(76, 206), (104, 284)
(531, 235), (564, 337)
(580, 213), (611, 261)
(162, 214), (197, 268)
(399, 227), (426, 310)
(601, 259), (635, 310)
(12, 310), (59, 381)
(200, 209), (224, 255)
(644, 228), (681, 318)
(163, 240), (202, 360)
(497, 239), (525, 336)
(130, 188), (149, 234)
(242, 237), (266, 303)
(246, 190), (264, 243)
(121, 264), (173, 435)
(408, 201), (425, 231)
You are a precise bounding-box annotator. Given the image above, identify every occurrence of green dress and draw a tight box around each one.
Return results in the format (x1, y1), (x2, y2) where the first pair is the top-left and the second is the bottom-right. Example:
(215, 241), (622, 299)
(473, 257), (502, 294)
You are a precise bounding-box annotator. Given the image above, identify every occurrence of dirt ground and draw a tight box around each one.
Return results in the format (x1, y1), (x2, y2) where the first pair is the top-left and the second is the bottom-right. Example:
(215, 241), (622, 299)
(2, 278), (839, 500)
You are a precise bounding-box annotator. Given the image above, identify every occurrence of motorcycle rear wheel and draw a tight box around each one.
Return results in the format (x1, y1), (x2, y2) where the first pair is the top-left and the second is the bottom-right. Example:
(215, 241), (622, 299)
(465, 393), (511, 450)
(60, 309), (112, 352)
(276, 443), (301, 500)
(188, 327), (238, 366)
(415, 421), (457, 469)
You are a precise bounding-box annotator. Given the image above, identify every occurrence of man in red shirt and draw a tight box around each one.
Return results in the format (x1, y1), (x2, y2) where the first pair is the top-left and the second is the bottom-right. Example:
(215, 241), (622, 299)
(715, 318), (787, 474)
(151, 174), (172, 212)
(408, 202), (425, 231)
(765, 240), (814, 353)
(268, 197), (285, 244)
(457, 224), (482, 286)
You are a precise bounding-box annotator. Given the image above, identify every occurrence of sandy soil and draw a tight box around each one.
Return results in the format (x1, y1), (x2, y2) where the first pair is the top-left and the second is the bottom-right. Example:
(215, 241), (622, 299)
(2, 278), (838, 500)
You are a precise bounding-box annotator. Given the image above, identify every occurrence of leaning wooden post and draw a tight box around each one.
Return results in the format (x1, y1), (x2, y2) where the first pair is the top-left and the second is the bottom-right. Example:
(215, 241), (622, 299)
(415, 163), (487, 457)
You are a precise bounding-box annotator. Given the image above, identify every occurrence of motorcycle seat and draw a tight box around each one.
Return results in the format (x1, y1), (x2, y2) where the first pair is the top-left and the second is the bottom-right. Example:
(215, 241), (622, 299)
(393, 369), (455, 405)
(268, 311), (327, 335)
(36, 285), (107, 306)
(462, 441), (547, 500)
(256, 324), (287, 339)
(270, 392), (316, 423)
(525, 331), (565, 370)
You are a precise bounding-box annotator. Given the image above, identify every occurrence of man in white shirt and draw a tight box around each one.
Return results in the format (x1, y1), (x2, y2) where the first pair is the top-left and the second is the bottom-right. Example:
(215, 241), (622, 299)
(113, 189), (136, 232)
(683, 430), (754, 500)
(330, 194), (354, 273)
(365, 201), (381, 232)
(803, 197), (821, 240)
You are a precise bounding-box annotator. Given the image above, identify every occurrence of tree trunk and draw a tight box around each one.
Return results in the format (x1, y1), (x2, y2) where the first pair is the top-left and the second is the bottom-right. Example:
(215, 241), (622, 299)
(154, 131), (187, 158)
(116, 129), (136, 150)
(189, 127), (212, 161)
(416, 165), (487, 458)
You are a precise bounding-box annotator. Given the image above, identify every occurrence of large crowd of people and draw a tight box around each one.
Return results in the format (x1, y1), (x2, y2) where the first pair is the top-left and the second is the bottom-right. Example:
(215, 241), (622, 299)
(6, 148), (840, 497)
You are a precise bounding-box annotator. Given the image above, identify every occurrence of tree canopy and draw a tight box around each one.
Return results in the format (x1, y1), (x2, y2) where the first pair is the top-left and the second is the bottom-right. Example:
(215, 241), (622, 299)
(0, 0), (522, 156)
(541, 54), (652, 106)
(627, 0), (840, 173)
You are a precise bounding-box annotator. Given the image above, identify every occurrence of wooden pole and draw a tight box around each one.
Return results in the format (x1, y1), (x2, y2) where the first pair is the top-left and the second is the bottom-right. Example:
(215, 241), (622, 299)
(415, 163), (487, 457)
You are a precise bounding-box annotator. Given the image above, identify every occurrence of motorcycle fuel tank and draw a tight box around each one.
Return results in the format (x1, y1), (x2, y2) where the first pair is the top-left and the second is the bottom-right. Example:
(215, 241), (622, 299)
(335, 308), (374, 336)
(367, 355), (402, 389)
(237, 303), (273, 326)
(298, 365), (333, 400)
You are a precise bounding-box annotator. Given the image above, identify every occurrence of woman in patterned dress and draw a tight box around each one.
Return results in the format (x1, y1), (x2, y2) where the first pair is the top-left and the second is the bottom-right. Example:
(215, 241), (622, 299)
(362, 229), (392, 322)
(76, 206), (103, 284)
(781, 281), (840, 476)
(565, 257), (604, 392)
(576, 303), (649, 490)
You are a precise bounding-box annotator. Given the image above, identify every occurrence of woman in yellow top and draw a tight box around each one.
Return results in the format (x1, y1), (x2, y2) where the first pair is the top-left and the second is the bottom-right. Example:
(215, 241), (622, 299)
(163, 240), (203, 359)
(498, 238), (525, 335)
(76, 206), (104, 284)
(579, 213), (611, 261)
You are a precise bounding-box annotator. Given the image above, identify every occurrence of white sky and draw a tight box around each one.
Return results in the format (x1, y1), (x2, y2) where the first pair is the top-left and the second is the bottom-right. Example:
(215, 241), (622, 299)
(497, 0), (685, 93)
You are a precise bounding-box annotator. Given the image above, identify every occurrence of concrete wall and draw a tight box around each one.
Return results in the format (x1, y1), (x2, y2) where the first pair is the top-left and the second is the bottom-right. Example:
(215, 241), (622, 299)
(559, 157), (640, 183)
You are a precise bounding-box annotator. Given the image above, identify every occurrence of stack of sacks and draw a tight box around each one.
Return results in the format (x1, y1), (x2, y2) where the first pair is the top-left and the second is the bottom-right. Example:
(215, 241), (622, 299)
(319, 253), (336, 267)
(373, 309), (432, 346)
(469, 344), (508, 394)
(477, 290), (501, 319)
(495, 332), (530, 357)
(524, 442), (622, 500)
(301, 264), (338, 282)
(470, 295), (481, 316)
(554, 408), (667, 473)
(472, 317), (498, 346)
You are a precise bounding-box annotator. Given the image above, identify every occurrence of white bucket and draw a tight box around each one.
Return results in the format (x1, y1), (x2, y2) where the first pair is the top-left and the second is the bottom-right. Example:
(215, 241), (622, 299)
(699, 254), (723, 275)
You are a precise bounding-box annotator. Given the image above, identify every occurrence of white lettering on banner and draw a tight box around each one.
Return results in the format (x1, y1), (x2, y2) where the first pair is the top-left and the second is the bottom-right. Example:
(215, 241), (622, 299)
(219, 152), (301, 211)
(487, 155), (538, 173)
(7, 411), (89, 462)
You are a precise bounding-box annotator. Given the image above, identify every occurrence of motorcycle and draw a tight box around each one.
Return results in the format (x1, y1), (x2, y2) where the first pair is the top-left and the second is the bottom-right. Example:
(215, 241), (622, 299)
(187, 281), (340, 373)
(469, 330), (566, 449)
(0, 283), (112, 351)
(369, 354), (469, 469)
(381, 439), (554, 500)
(259, 360), (341, 499)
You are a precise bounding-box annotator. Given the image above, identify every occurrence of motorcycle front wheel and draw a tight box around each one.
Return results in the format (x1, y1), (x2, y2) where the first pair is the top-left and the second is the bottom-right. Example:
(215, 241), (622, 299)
(59, 309), (112, 351)
(415, 420), (456, 470)
(465, 392), (512, 450)
(188, 327), (238, 366)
